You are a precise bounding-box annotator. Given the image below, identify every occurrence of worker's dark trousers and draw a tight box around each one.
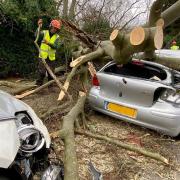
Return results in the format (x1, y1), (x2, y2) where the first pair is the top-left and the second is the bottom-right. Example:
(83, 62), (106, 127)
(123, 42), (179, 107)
(36, 58), (56, 86)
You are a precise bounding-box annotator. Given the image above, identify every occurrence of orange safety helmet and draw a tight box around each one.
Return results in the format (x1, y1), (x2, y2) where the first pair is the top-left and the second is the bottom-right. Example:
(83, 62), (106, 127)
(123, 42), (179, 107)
(50, 20), (62, 30)
(172, 40), (177, 45)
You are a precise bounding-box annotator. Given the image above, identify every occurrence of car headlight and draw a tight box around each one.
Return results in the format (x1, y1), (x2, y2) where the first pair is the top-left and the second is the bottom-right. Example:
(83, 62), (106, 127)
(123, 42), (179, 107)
(15, 113), (45, 154)
(160, 89), (180, 104)
(18, 125), (45, 154)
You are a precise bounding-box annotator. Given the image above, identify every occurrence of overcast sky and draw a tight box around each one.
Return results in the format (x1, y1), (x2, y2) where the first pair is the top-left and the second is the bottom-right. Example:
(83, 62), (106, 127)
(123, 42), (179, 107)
(130, 0), (154, 26)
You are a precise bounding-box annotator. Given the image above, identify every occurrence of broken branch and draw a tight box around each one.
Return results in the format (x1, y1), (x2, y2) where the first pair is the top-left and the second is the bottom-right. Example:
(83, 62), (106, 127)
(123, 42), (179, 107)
(75, 130), (169, 165)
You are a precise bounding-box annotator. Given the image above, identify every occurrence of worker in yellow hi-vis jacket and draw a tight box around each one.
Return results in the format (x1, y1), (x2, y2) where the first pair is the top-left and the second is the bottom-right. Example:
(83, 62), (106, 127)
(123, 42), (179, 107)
(170, 40), (179, 50)
(35, 19), (62, 86)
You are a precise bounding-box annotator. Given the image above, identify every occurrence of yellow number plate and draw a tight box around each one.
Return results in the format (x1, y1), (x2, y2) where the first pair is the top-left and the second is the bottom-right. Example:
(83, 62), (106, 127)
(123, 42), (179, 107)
(106, 102), (137, 118)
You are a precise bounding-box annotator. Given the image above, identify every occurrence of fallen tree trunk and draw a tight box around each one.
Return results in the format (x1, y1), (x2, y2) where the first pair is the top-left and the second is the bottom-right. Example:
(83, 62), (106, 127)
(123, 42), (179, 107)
(54, 93), (86, 180)
(161, 0), (180, 27)
(0, 81), (36, 94)
(75, 130), (169, 165)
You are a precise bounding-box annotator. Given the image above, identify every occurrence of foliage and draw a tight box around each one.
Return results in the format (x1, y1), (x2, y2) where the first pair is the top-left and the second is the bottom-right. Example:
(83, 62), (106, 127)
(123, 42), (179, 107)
(0, 0), (58, 77)
(83, 17), (111, 40)
(82, 6), (112, 40)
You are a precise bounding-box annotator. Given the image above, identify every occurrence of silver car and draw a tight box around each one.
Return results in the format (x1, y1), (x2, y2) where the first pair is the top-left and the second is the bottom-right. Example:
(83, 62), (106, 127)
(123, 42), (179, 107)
(88, 59), (180, 137)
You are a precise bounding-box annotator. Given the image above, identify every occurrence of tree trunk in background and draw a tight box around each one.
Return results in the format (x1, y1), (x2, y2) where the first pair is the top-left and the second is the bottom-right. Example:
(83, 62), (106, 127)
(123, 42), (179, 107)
(63, 0), (68, 19)
(69, 0), (76, 21)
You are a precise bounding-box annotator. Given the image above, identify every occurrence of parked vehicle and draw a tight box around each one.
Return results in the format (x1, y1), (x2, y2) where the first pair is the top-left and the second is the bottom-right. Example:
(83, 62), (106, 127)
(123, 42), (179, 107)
(88, 59), (180, 136)
(0, 90), (64, 179)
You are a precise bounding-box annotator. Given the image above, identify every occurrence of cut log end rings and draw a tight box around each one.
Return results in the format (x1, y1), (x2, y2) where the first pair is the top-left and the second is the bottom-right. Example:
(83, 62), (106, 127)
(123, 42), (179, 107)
(110, 29), (119, 41)
(130, 27), (145, 46)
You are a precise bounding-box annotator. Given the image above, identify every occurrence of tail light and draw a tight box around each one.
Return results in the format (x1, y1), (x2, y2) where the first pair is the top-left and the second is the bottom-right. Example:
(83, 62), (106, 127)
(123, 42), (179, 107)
(92, 74), (100, 86)
(160, 89), (180, 104)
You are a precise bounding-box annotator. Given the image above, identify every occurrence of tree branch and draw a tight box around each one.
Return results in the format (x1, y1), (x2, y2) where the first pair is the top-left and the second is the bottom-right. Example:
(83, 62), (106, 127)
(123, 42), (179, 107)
(75, 130), (169, 165)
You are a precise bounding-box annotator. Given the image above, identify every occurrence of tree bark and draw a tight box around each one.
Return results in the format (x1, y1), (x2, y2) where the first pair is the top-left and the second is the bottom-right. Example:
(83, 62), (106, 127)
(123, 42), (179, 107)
(58, 48), (104, 101)
(69, 0), (76, 21)
(63, 0), (68, 19)
(161, 0), (180, 27)
(148, 0), (164, 27)
(52, 94), (86, 180)
(14, 66), (88, 99)
(109, 24), (163, 63)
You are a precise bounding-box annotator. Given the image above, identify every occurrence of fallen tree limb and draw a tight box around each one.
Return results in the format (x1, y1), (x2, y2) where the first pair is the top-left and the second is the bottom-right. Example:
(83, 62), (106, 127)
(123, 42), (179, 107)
(11, 85), (37, 95)
(55, 65), (66, 74)
(88, 62), (96, 77)
(15, 76), (65, 99)
(70, 48), (104, 68)
(52, 93), (86, 180)
(75, 130), (169, 165)
(0, 81), (21, 88)
(42, 58), (72, 101)
(58, 48), (104, 101)
(15, 66), (88, 100)
(58, 67), (78, 101)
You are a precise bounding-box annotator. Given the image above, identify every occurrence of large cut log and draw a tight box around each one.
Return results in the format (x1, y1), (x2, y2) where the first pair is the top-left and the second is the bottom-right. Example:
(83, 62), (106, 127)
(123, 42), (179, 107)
(134, 49), (180, 70)
(109, 22), (163, 63)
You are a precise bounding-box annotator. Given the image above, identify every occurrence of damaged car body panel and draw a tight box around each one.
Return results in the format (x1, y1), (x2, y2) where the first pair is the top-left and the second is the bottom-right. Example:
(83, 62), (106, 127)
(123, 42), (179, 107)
(88, 60), (180, 137)
(0, 90), (51, 150)
(0, 119), (20, 168)
(0, 90), (53, 179)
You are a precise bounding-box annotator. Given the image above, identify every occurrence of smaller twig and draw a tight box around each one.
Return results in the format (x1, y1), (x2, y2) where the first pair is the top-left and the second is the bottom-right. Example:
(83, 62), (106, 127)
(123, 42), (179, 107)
(40, 101), (72, 119)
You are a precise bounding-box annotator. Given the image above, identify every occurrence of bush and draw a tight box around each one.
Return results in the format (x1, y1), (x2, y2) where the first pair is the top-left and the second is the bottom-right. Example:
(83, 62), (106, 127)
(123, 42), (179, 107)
(82, 10), (112, 40)
(0, 0), (58, 77)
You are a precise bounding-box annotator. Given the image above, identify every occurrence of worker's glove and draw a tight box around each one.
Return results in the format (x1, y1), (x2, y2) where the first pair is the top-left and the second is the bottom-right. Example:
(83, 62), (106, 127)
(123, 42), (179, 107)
(42, 40), (49, 45)
(38, 19), (43, 27)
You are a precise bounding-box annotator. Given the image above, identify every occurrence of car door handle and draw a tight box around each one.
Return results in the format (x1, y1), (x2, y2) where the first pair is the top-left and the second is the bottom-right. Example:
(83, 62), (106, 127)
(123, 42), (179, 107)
(119, 92), (122, 97)
(122, 78), (127, 84)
